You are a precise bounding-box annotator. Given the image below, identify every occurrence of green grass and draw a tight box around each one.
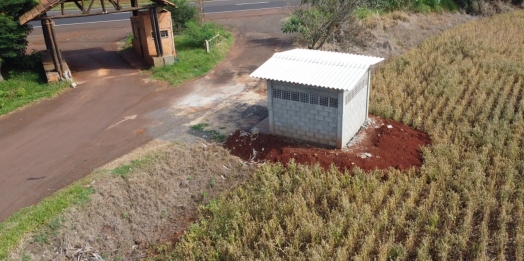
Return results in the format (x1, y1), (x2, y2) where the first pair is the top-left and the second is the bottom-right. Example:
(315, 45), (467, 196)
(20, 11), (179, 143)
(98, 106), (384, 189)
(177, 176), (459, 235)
(191, 123), (227, 142)
(354, 7), (384, 19)
(0, 181), (94, 260)
(358, 0), (458, 15)
(112, 157), (154, 178)
(150, 28), (234, 86)
(0, 71), (69, 116)
(191, 122), (210, 131)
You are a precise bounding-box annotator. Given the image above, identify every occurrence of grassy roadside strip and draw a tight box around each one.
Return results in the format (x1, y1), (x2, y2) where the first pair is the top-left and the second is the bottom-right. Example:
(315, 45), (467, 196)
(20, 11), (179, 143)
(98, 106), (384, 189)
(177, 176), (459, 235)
(0, 178), (95, 260)
(0, 26), (234, 259)
(0, 156), (153, 260)
(150, 28), (234, 86)
(0, 71), (69, 116)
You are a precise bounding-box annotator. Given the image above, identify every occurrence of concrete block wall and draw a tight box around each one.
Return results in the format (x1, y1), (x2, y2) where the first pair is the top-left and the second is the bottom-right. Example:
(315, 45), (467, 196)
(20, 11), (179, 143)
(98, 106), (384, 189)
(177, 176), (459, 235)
(341, 72), (369, 146)
(269, 81), (341, 147)
(342, 74), (369, 146)
(273, 99), (338, 147)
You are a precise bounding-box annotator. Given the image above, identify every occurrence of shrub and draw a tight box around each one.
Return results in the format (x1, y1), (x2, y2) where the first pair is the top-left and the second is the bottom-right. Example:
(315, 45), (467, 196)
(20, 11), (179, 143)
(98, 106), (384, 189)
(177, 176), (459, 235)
(183, 21), (219, 48)
(362, 0), (460, 12)
(10, 51), (42, 71)
(165, 0), (197, 34)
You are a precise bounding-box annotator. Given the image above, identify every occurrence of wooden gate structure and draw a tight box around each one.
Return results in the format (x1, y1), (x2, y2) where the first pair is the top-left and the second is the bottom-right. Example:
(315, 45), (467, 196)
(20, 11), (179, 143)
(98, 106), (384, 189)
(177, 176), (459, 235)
(19, 0), (177, 82)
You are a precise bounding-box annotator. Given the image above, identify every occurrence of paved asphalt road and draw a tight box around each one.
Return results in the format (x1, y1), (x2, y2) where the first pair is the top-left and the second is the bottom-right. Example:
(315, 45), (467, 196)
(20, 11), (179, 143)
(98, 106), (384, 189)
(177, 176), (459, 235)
(29, 0), (297, 27)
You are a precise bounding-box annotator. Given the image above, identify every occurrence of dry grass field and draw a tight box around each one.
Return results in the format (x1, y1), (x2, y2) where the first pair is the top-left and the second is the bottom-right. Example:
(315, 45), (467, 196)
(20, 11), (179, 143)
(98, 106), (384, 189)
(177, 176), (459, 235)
(168, 10), (524, 260)
(7, 142), (255, 260)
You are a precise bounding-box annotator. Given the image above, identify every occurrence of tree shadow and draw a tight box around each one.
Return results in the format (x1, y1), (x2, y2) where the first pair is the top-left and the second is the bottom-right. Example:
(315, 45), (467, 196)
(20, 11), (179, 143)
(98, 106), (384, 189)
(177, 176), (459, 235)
(247, 37), (294, 49)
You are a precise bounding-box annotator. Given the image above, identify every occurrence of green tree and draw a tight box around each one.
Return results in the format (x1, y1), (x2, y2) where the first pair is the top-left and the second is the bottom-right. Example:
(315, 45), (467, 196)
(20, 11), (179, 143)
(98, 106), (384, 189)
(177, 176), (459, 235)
(0, 0), (36, 81)
(165, 0), (197, 34)
(282, 0), (361, 50)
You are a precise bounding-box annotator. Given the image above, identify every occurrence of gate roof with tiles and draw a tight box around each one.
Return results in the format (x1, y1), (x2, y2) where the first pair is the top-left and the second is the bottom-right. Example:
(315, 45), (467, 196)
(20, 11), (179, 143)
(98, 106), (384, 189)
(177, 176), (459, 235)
(19, 0), (176, 25)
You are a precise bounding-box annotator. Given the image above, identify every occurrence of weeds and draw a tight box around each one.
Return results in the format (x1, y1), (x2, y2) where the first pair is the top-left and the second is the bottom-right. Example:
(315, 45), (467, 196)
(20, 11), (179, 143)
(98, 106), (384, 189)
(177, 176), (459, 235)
(120, 33), (134, 51)
(112, 164), (133, 178)
(112, 158), (151, 178)
(191, 123), (227, 142)
(31, 217), (65, 245)
(0, 181), (94, 259)
(190, 123), (209, 131)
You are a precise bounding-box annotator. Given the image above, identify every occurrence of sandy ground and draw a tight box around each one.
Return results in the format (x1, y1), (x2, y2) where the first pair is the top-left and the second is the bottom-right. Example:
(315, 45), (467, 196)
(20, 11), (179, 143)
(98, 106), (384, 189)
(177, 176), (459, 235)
(7, 9), (478, 261)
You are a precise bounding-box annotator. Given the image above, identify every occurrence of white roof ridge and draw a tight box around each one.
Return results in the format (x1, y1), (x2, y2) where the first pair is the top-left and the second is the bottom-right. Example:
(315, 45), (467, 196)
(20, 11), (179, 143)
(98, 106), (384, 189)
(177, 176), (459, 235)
(250, 48), (384, 91)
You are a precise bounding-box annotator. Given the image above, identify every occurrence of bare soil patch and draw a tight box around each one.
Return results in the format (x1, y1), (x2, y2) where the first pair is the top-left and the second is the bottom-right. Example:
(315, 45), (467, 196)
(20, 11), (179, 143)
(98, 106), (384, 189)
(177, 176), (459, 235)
(224, 115), (431, 172)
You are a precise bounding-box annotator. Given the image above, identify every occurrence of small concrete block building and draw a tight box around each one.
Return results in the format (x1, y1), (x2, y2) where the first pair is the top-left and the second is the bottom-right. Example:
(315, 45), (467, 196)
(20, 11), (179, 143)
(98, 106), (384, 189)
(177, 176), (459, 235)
(130, 9), (176, 67)
(250, 49), (383, 148)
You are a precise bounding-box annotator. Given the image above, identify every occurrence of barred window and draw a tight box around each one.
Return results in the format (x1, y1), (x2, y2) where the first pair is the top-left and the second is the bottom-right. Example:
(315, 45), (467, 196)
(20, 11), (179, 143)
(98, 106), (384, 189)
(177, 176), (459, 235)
(291, 92), (300, 102)
(329, 98), (339, 108)
(282, 90), (291, 100)
(272, 88), (339, 109)
(345, 78), (368, 105)
(320, 96), (329, 107)
(299, 93), (309, 103)
(273, 89), (282, 99)
(310, 94), (320, 105)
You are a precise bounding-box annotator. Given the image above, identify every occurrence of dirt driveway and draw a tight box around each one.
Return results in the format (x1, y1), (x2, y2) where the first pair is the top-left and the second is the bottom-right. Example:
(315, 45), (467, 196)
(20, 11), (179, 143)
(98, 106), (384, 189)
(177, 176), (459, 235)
(0, 10), (294, 222)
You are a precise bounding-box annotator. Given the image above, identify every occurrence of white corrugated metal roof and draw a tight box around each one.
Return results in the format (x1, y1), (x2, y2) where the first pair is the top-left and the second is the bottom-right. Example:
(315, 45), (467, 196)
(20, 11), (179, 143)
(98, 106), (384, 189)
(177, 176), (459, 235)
(250, 49), (384, 91)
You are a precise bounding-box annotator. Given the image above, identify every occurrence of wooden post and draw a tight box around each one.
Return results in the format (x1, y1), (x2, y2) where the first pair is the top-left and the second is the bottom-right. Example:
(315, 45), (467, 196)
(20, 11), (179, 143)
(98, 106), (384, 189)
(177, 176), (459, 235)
(87, 0), (96, 14)
(199, 0), (205, 24)
(100, 0), (106, 13)
(131, 0), (138, 16)
(49, 19), (65, 77)
(73, 0), (85, 12)
(41, 15), (52, 52)
(44, 19), (62, 77)
(149, 7), (163, 57)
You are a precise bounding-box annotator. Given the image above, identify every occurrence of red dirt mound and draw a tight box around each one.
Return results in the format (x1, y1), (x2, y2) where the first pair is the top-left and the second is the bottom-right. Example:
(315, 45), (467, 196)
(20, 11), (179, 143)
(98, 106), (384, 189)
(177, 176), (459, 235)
(224, 115), (431, 172)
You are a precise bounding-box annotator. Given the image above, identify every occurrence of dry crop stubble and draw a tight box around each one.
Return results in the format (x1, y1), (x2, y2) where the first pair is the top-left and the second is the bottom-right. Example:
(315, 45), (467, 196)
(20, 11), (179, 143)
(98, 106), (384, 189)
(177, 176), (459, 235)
(169, 10), (524, 261)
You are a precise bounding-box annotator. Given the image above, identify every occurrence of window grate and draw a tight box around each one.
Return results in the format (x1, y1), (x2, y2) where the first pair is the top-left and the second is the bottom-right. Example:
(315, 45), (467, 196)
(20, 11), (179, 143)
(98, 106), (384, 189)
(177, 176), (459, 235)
(299, 93), (309, 103)
(320, 97), (329, 107)
(282, 90), (291, 100)
(291, 92), (300, 102)
(273, 89), (338, 109)
(273, 89), (282, 99)
(329, 98), (339, 108)
(345, 78), (368, 105)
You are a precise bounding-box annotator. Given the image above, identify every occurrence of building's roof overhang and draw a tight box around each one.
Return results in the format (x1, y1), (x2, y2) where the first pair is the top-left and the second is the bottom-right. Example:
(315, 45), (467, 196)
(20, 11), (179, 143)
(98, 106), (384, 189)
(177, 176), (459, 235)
(250, 49), (384, 91)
